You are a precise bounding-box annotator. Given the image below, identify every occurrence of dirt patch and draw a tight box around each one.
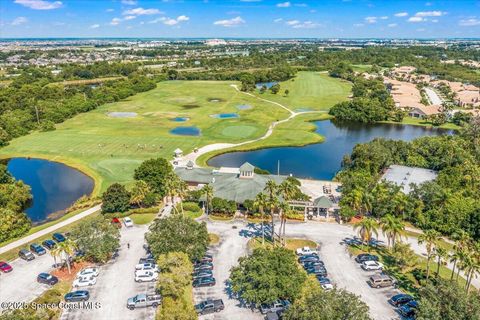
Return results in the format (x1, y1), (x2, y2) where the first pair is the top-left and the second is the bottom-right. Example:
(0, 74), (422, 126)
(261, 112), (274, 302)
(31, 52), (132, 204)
(182, 104), (201, 109)
(51, 261), (93, 281)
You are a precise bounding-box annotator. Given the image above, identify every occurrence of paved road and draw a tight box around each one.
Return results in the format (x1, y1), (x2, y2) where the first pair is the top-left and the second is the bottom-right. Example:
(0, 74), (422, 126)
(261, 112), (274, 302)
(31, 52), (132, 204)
(0, 205), (102, 255)
(0, 251), (57, 311)
(424, 87), (443, 105)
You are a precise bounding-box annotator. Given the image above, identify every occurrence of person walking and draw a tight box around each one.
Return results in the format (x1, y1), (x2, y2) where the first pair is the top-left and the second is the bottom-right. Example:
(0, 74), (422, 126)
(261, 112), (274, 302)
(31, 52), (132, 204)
(127, 243), (130, 249)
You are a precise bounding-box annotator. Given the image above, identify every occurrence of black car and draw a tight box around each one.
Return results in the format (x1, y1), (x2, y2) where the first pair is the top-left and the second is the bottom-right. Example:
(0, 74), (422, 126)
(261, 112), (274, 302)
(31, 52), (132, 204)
(398, 300), (418, 318)
(65, 290), (90, 302)
(194, 263), (213, 271)
(42, 239), (56, 250)
(193, 277), (216, 288)
(389, 294), (414, 307)
(298, 256), (320, 263)
(19, 249), (35, 261)
(302, 261), (324, 268)
(307, 268), (327, 276)
(30, 243), (46, 255)
(355, 254), (379, 263)
(197, 256), (214, 264)
(192, 270), (213, 279)
(37, 273), (59, 285)
(139, 257), (156, 265)
(52, 233), (66, 243)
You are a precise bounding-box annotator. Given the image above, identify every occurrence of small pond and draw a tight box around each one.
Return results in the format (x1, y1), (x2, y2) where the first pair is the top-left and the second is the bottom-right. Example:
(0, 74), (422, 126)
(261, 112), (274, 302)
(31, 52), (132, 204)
(237, 104), (252, 110)
(255, 82), (278, 89)
(170, 126), (201, 136)
(171, 117), (190, 122)
(108, 112), (137, 118)
(6, 158), (94, 223)
(210, 113), (240, 119)
(208, 120), (452, 180)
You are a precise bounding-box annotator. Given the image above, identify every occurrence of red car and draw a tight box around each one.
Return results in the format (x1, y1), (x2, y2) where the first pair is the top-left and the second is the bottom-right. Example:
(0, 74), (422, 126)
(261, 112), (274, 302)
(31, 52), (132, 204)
(111, 218), (122, 228)
(0, 261), (13, 273)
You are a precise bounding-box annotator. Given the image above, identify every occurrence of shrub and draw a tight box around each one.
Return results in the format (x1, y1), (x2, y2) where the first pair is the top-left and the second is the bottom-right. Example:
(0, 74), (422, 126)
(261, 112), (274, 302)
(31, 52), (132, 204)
(101, 183), (130, 214)
(211, 197), (237, 216)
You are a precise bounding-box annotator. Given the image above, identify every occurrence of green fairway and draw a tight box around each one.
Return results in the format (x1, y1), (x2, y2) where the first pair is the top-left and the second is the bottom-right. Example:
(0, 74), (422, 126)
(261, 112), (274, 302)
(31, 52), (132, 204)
(0, 73), (351, 193)
(257, 71), (351, 111)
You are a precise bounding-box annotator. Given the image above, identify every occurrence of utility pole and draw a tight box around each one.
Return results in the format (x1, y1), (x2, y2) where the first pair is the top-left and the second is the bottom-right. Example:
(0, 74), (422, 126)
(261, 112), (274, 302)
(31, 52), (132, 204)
(34, 105), (40, 124)
(277, 160), (280, 176)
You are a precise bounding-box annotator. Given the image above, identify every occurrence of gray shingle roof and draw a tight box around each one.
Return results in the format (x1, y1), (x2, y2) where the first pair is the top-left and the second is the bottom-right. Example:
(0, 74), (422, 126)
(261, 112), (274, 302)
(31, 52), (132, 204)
(239, 162), (255, 172)
(313, 196), (333, 208)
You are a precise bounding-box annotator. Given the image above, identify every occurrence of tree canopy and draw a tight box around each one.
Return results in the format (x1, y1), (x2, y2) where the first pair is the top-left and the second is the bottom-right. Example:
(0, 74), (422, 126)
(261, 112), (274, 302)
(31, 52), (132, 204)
(134, 158), (174, 197)
(101, 183), (130, 214)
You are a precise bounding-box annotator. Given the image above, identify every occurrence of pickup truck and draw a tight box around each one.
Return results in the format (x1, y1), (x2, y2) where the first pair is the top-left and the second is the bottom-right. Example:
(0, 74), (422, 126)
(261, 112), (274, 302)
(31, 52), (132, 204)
(296, 246), (315, 256)
(127, 294), (162, 310)
(195, 299), (224, 315)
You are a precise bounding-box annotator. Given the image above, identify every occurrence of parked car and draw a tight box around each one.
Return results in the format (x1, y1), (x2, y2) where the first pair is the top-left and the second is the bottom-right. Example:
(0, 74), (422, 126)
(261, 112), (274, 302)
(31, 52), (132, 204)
(192, 269), (213, 279)
(296, 246), (315, 256)
(65, 290), (90, 302)
(306, 265), (327, 274)
(37, 273), (59, 285)
(52, 233), (66, 242)
(194, 263), (214, 271)
(317, 277), (333, 290)
(127, 293), (162, 310)
(355, 254), (379, 263)
(361, 261), (384, 271)
(298, 255), (320, 263)
(193, 277), (216, 287)
(302, 261), (324, 268)
(389, 294), (414, 307)
(398, 300), (418, 318)
(19, 249), (35, 261)
(0, 261), (13, 273)
(135, 270), (158, 282)
(77, 267), (99, 278)
(368, 274), (396, 288)
(111, 217), (122, 228)
(139, 257), (156, 265)
(42, 239), (56, 250)
(73, 276), (97, 288)
(30, 243), (46, 255)
(194, 261), (213, 268)
(260, 300), (290, 314)
(135, 263), (159, 272)
(197, 255), (213, 264)
(123, 217), (134, 228)
(195, 299), (224, 315)
(265, 311), (282, 320)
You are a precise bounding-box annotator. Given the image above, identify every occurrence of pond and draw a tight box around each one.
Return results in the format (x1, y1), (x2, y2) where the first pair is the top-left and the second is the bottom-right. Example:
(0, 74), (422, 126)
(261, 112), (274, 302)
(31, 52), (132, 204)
(255, 82), (278, 89)
(6, 158), (94, 223)
(210, 113), (240, 119)
(170, 126), (201, 136)
(171, 117), (190, 122)
(207, 120), (451, 180)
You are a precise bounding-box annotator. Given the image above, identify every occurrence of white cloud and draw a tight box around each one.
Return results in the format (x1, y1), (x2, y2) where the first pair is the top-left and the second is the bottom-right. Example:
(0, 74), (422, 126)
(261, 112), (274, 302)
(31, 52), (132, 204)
(213, 16), (245, 27)
(89, 24), (100, 29)
(106, 8), (114, 12)
(380, 16), (388, 20)
(110, 18), (122, 26)
(149, 15), (189, 26)
(276, 2), (291, 8)
(177, 15), (189, 22)
(295, 3), (307, 7)
(286, 20), (299, 25)
(274, 18), (283, 23)
(292, 21), (319, 29)
(388, 23), (397, 27)
(14, 0), (62, 10)
(415, 11), (446, 17)
(124, 15), (136, 20)
(394, 12), (408, 17)
(365, 16), (377, 24)
(121, 0), (137, 5)
(425, 2), (432, 6)
(353, 23), (364, 27)
(408, 16), (424, 22)
(459, 18), (480, 26)
(11, 17), (28, 26)
(123, 7), (162, 16)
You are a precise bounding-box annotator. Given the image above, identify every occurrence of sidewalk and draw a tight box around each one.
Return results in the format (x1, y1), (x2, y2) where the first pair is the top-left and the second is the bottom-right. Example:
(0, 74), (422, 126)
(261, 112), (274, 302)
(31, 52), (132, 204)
(0, 204), (102, 255)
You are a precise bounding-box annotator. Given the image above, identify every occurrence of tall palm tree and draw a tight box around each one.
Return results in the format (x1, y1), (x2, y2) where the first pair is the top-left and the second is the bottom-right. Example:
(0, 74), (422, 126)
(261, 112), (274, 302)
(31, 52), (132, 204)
(202, 184), (214, 215)
(418, 229), (441, 280)
(379, 214), (405, 249)
(465, 242), (480, 292)
(50, 245), (61, 267)
(450, 246), (465, 280)
(57, 239), (77, 274)
(253, 192), (268, 246)
(361, 191), (374, 216)
(278, 179), (298, 244)
(163, 172), (177, 208)
(278, 201), (290, 246)
(129, 180), (150, 207)
(264, 180), (278, 245)
(353, 217), (379, 246)
(176, 179), (188, 216)
(434, 247), (448, 278)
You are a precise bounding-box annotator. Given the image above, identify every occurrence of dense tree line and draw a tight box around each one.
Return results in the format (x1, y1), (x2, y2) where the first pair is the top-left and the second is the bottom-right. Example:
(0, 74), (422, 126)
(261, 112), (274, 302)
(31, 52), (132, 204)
(336, 117), (480, 239)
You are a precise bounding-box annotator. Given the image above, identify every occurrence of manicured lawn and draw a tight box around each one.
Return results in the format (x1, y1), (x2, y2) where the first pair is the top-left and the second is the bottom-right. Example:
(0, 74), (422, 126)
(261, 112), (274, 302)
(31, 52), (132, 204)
(130, 213), (157, 225)
(185, 210), (203, 219)
(257, 71), (352, 111)
(0, 80), (289, 193)
(381, 116), (460, 131)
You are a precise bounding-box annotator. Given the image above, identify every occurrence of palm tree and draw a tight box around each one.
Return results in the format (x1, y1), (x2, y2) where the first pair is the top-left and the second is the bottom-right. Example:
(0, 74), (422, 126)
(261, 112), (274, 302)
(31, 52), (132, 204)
(418, 229), (441, 280)
(434, 247), (448, 278)
(264, 180), (278, 245)
(379, 214), (405, 249)
(129, 180), (150, 207)
(253, 192), (268, 246)
(278, 179), (298, 244)
(202, 184), (214, 215)
(176, 179), (188, 216)
(57, 239), (77, 274)
(353, 217), (379, 246)
(50, 245), (61, 267)
(450, 246), (465, 280)
(163, 173), (177, 208)
(277, 201), (290, 246)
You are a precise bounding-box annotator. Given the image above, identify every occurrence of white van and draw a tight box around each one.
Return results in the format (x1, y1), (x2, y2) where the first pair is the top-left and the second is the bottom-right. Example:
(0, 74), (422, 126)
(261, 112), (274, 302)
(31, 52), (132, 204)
(123, 217), (134, 228)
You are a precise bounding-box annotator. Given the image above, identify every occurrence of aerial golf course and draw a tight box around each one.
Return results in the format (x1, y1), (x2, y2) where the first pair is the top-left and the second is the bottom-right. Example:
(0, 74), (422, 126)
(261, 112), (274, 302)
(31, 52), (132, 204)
(0, 71), (351, 193)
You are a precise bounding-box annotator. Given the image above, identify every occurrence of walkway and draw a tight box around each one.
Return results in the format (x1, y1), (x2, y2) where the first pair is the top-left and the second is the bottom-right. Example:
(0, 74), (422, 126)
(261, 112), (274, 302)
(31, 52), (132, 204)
(424, 87), (443, 105)
(0, 204), (102, 255)
(175, 84), (325, 167)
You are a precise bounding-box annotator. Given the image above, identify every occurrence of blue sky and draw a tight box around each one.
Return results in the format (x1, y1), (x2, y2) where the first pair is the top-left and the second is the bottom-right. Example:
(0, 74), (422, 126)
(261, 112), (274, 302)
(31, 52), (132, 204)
(1, 0), (480, 38)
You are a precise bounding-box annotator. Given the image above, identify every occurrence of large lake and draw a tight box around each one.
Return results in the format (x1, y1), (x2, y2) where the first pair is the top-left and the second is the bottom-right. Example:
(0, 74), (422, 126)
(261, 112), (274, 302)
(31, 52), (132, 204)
(7, 158), (94, 223)
(208, 120), (451, 180)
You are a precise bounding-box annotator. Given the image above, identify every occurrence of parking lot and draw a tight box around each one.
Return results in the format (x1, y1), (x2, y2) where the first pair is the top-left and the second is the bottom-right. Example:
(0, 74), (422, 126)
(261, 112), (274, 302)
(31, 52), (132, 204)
(61, 224), (155, 320)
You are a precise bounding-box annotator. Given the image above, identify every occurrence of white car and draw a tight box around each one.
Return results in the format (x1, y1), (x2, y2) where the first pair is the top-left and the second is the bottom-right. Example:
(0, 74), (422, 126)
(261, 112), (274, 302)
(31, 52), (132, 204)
(123, 217), (134, 228)
(135, 270), (158, 282)
(321, 283), (334, 291)
(135, 263), (159, 272)
(73, 276), (97, 288)
(361, 261), (384, 271)
(296, 246), (314, 256)
(77, 267), (99, 278)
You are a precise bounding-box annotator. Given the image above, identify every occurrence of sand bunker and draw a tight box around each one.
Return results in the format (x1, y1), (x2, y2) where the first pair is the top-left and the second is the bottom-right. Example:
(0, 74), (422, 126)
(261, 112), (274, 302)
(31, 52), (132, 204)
(108, 112), (138, 118)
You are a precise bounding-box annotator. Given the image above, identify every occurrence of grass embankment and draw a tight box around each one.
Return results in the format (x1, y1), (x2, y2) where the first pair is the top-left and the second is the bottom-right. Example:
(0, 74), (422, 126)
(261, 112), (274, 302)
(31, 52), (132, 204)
(348, 244), (467, 296)
(381, 116), (461, 131)
(248, 237), (317, 251)
(130, 213), (157, 225)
